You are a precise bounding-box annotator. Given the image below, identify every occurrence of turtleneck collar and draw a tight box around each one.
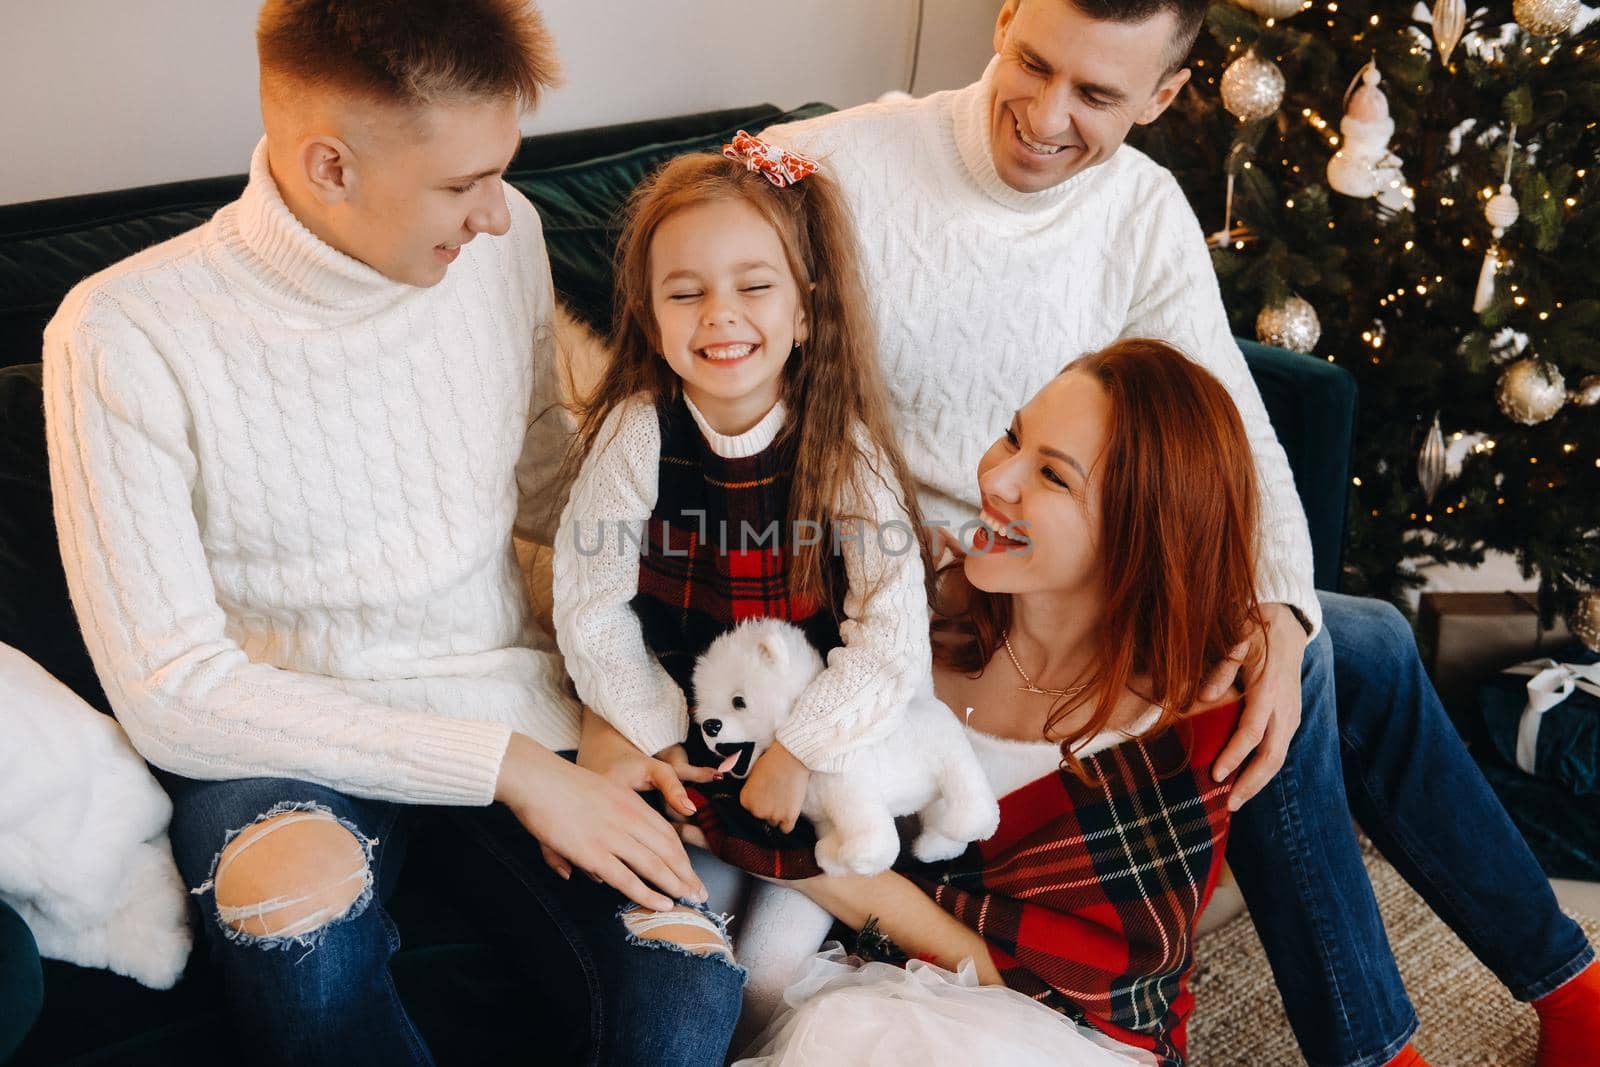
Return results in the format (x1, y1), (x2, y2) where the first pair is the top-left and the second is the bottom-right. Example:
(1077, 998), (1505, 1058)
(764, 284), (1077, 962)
(226, 137), (414, 313)
(948, 56), (1096, 214)
(684, 395), (787, 459)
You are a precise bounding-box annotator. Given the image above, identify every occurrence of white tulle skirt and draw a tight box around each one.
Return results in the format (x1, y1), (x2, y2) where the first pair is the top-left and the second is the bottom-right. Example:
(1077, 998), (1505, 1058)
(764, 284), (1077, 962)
(732, 947), (1158, 1067)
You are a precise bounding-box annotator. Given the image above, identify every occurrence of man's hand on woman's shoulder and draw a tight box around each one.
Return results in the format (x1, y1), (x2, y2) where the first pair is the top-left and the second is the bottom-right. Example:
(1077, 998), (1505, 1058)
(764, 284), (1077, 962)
(1206, 602), (1310, 810)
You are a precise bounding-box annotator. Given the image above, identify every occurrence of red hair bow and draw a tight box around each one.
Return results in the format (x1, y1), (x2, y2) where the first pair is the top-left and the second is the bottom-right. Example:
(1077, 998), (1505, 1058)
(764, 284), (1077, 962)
(722, 130), (819, 188)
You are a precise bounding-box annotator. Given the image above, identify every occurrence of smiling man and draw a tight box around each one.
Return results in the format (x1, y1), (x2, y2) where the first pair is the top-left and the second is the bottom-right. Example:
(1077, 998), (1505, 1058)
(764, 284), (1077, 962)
(41, 2), (745, 1063)
(763, 0), (1600, 1064)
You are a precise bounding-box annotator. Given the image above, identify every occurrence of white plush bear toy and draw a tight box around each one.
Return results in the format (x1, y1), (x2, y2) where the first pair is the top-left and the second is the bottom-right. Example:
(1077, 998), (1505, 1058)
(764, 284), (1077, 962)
(691, 617), (999, 1038)
(691, 617), (999, 876)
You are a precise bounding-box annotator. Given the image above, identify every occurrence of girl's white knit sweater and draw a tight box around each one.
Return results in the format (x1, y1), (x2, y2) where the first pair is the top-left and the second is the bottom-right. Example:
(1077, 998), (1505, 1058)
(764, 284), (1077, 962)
(766, 61), (1321, 635)
(42, 140), (580, 807)
(551, 395), (932, 772)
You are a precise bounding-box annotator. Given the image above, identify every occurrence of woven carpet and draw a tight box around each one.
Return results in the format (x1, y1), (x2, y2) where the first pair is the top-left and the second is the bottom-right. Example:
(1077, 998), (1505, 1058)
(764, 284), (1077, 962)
(1187, 844), (1600, 1066)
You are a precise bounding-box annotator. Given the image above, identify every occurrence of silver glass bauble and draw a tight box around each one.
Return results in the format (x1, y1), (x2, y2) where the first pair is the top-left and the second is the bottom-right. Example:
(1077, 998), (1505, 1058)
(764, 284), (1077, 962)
(1514, 0), (1580, 36)
(1221, 51), (1286, 122)
(1256, 295), (1322, 354)
(1234, 0), (1308, 17)
(1572, 592), (1600, 654)
(1570, 374), (1600, 407)
(1418, 414), (1447, 504)
(1495, 358), (1567, 425)
(1433, 0), (1467, 63)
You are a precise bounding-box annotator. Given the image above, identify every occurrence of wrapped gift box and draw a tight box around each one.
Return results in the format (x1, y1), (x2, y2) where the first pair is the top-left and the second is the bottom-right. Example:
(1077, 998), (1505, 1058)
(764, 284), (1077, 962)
(1419, 591), (1573, 718)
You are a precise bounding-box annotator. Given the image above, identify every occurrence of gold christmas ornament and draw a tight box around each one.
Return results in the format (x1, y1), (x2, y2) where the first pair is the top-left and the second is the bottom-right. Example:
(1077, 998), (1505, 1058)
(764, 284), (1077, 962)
(1572, 592), (1600, 654)
(1256, 295), (1322, 354)
(1571, 374), (1600, 407)
(1496, 358), (1567, 425)
(1233, 0), (1309, 17)
(1418, 414), (1447, 505)
(1432, 0), (1468, 64)
(1514, 0), (1580, 36)
(1221, 50), (1286, 122)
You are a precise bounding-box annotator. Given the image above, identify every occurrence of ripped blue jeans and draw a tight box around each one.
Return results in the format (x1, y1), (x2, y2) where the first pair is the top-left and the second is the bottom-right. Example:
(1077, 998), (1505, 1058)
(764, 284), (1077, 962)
(164, 774), (744, 1067)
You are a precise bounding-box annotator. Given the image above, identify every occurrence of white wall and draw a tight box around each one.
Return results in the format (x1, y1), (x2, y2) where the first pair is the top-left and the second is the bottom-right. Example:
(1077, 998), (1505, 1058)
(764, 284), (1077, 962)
(2, 0), (1001, 205)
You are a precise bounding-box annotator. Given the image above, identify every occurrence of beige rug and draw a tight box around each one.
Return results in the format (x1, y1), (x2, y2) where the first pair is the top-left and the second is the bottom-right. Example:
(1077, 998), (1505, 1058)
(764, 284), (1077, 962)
(1187, 845), (1600, 1066)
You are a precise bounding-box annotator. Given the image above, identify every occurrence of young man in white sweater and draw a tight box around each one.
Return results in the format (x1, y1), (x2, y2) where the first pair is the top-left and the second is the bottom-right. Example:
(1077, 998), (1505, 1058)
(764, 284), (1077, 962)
(41, 2), (744, 1063)
(755, 1), (1599, 1064)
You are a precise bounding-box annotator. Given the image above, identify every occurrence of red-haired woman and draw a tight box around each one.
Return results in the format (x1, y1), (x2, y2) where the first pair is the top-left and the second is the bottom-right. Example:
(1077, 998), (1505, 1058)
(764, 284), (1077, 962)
(701, 339), (1271, 1066)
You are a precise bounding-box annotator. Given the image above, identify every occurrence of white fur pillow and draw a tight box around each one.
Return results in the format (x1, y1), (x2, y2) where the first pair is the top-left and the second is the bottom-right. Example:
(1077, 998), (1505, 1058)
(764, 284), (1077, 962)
(0, 642), (190, 989)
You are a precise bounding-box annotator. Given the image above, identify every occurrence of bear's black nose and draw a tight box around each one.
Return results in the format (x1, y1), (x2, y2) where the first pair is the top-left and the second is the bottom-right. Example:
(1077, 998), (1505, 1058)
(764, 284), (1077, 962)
(703, 719), (723, 737)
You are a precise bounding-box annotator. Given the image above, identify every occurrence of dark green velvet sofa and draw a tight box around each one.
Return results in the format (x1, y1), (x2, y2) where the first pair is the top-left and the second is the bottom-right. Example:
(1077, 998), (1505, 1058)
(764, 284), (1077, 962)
(0, 104), (1355, 1066)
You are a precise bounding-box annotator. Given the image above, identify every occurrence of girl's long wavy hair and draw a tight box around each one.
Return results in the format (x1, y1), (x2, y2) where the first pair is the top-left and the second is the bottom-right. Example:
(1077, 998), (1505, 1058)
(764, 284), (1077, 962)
(934, 339), (1265, 779)
(568, 151), (932, 609)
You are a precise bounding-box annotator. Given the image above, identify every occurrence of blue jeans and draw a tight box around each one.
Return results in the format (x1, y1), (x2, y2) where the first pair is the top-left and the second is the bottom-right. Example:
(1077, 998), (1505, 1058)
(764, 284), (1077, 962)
(164, 774), (744, 1067)
(1228, 591), (1595, 1067)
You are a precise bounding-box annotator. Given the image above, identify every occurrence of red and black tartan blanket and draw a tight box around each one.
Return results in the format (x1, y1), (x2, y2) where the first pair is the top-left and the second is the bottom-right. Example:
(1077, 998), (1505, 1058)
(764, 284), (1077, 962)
(690, 700), (1240, 1067)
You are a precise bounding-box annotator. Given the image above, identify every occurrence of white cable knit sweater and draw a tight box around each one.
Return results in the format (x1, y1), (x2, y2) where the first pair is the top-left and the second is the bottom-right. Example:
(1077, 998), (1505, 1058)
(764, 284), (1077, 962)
(551, 395), (931, 772)
(766, 62), (1321, 635)
(42, 139), (581, 808)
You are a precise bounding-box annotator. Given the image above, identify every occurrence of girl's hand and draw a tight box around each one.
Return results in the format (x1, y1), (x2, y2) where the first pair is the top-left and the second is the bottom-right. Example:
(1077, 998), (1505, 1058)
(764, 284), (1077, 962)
(576, 707), (713, 819)
(739, 743), (811, 832)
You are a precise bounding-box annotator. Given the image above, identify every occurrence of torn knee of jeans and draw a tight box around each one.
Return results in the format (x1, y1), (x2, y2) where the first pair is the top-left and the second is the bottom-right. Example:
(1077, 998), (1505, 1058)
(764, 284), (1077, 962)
(192, 801), (378, 952)
(620, 903), (738, 966)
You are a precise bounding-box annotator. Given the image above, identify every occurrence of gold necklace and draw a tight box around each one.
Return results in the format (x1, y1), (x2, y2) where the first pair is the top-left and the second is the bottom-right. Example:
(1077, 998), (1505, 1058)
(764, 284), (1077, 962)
(1002, 630), (1090, 699)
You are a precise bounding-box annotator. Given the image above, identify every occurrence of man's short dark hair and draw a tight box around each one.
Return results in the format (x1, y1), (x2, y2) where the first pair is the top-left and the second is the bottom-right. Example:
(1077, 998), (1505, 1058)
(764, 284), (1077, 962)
(1035, 0), (1210, 73)
(258, 0), (560, 108)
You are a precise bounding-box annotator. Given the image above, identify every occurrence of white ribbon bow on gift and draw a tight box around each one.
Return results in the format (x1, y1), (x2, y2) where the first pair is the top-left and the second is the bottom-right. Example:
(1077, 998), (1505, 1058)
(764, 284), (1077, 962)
(1503, 658), (1600, 774)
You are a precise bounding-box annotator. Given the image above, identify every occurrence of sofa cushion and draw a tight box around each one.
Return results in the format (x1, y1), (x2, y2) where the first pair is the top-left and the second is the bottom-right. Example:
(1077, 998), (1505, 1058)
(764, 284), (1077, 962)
(0, 900), (42, 1064)
(1238, 339), (1356, 593)
(0, 363), (107, 711)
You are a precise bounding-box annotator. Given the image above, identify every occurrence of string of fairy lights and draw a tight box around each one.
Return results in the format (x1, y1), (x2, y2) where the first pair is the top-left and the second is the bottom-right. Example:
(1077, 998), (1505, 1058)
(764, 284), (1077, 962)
(1192, 0), (1599, 644)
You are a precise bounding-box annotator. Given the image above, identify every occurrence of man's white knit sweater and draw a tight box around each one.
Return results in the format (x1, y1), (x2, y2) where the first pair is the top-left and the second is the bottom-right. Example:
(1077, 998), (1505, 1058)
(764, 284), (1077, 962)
(43, 140), (581, 808)
(766, 61), (1322, 634)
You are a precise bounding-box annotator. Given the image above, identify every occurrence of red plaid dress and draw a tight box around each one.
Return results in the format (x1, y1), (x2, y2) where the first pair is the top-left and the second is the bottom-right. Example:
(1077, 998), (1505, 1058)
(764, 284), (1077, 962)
(631, 395), (846, 697)
(904, 700), (1242, 1067)
(636, 394), (846, 854)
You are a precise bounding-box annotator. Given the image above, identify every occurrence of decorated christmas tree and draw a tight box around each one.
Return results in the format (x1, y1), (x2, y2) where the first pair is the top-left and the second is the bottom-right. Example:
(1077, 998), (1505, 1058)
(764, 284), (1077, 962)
(1131, 0), (1600, 645)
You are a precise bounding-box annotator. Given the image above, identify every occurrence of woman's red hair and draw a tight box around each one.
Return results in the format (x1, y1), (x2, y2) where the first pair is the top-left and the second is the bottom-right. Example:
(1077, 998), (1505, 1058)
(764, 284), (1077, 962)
(935, 338), (1265, 776)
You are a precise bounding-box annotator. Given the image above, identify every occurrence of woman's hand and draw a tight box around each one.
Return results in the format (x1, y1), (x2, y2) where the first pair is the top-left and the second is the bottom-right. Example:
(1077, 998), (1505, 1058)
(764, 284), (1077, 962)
(575, 707), (714, 819)
(1204, 602), (1309, 810)
(739, 742), (811, 832)
(494, 732), (708, 911)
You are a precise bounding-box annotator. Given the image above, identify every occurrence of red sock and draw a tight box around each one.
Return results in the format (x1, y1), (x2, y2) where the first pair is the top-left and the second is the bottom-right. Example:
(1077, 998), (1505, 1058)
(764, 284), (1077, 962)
(1382, 1045), (1429, 1067)
(1535, 959), (1600, 1067)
